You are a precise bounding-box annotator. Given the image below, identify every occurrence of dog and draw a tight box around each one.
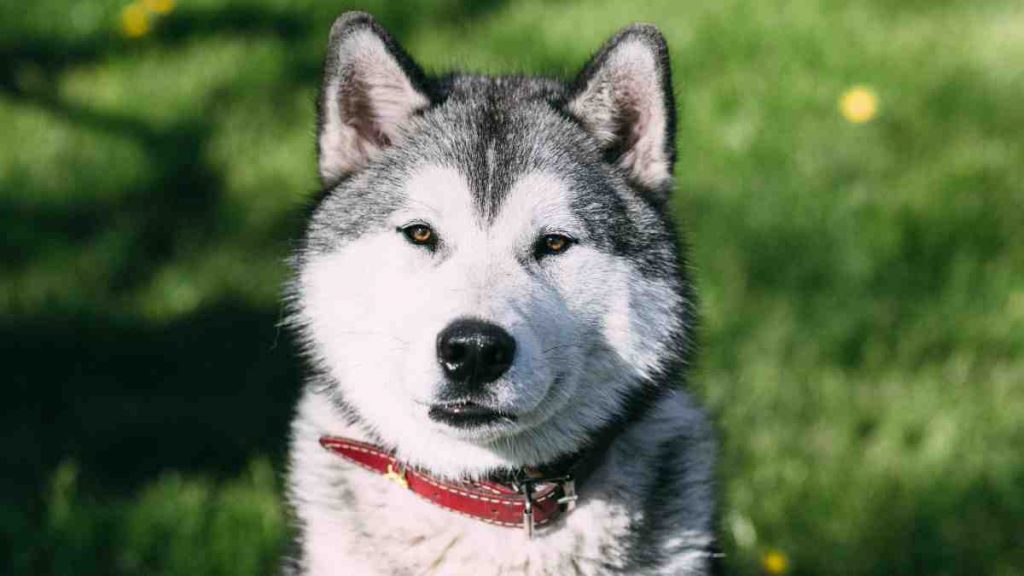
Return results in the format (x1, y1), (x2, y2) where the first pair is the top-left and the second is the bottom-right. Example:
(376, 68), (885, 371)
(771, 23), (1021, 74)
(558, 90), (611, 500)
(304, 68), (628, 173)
(284, 11), (718, 575)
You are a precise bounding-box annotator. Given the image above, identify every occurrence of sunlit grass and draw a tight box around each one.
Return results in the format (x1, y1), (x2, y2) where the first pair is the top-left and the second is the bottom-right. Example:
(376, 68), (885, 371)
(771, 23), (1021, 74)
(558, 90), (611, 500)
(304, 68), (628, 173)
(17, 460), (286, 576)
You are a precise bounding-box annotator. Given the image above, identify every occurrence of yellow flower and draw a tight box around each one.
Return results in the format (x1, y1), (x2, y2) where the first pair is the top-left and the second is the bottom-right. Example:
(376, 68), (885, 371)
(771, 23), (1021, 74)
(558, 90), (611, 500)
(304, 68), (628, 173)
(762, 550), (789, 574)
(120, 3), (151, 38)
(839, 86), (879, 124)
(143, 0), (176, 15)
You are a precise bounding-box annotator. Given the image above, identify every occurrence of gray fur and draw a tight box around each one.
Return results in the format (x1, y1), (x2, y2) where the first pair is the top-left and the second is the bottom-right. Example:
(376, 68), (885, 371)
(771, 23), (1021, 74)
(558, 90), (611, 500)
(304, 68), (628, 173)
(285, 12), (716, 575)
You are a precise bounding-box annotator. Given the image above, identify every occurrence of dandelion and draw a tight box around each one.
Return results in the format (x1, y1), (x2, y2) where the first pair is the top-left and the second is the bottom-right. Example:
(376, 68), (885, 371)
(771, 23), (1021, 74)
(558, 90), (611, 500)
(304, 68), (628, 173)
(119, 2), (150, 38)
(839, 86), (879, 124)
(762, 549), (789, 575)
(143, 0), (176, 15)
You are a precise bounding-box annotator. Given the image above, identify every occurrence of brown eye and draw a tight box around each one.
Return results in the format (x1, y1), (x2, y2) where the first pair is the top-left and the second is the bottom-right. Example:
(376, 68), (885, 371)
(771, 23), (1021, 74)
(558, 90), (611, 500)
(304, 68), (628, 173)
(401, 224), (437, 248)
(546, 236), (567, 252)
(536, 233), (575, 259)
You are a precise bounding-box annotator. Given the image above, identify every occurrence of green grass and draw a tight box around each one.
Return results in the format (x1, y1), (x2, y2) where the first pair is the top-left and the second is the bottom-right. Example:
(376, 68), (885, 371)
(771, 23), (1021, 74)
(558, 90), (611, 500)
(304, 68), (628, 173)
(2, 0), (1022, 574)
(16, 459), (283, 576)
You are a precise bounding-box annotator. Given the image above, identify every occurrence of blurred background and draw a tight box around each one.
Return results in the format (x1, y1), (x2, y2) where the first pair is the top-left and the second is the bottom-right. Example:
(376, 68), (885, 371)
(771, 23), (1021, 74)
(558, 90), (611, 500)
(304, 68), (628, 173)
(2, 0), (1022, 574)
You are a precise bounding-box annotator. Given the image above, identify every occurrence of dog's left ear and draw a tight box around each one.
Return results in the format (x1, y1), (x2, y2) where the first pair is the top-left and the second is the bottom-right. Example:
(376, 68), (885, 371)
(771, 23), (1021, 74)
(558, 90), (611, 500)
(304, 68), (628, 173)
(318, 12), (431, 187)
(567, 24), (676, 200)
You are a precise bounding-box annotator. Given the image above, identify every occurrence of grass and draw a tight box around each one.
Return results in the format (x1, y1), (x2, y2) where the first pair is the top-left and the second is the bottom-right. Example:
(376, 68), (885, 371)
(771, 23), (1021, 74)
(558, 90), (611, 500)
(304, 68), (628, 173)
(2, 0), (1022, 574)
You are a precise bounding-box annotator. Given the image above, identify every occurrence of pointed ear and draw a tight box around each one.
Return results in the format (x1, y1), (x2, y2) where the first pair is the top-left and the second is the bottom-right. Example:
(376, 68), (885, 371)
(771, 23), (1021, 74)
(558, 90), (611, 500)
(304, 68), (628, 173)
(567, 24), (677, 199)
(317, 12), (431, 186)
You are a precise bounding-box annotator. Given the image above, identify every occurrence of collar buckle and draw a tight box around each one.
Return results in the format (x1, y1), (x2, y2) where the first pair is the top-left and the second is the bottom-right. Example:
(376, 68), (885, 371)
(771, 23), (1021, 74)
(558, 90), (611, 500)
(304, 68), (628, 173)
(521, 483), (535, 538)
(557, 477), (578, 511)
(514, 474), (577, 538)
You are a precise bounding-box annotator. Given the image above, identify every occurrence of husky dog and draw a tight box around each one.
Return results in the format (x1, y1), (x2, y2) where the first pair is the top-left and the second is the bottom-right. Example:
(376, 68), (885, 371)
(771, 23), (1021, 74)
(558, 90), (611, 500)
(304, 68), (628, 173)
(285, 11), (717, 575)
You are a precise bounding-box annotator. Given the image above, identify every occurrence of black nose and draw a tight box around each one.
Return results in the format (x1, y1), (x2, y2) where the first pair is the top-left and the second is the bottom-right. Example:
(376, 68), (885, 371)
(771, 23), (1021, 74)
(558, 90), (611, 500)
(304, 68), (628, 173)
(437, 319), (516, 391)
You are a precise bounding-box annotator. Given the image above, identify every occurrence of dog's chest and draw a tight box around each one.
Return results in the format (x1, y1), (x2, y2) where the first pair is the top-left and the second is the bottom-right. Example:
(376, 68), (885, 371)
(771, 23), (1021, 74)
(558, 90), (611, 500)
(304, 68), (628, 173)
(306, 465), (637, 576)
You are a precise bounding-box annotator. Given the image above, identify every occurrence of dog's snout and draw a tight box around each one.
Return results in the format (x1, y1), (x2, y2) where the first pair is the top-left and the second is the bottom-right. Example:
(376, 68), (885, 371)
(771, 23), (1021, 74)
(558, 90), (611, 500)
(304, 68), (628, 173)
(437, 319), (516, 390)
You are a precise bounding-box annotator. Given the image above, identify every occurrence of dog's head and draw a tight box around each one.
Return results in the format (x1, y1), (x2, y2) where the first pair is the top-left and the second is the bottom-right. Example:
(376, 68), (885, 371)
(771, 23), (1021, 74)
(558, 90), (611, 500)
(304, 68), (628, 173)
(292, 12), (692, 478)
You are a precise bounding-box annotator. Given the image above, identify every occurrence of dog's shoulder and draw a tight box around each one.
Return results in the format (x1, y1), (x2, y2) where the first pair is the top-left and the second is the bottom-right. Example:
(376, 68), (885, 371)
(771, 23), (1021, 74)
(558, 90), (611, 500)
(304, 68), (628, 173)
(610, 391), (718, 573)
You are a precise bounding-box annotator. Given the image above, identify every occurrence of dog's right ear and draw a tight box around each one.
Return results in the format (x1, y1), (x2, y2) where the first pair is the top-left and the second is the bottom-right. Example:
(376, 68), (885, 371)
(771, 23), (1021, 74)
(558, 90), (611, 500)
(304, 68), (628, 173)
(317, 12), (431, 187)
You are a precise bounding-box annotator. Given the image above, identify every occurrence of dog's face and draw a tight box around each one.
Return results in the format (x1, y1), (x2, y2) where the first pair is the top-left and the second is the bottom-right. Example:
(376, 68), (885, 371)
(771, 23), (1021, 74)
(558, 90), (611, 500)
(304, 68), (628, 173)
(293, 14), (690, 477)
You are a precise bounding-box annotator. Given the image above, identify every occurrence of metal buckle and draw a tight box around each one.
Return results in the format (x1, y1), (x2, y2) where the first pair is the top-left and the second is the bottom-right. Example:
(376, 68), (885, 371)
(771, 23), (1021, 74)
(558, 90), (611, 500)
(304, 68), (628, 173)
(514, 474), (577, 538)
(521, 483), (535, 538)
(557, 477), (578, 511)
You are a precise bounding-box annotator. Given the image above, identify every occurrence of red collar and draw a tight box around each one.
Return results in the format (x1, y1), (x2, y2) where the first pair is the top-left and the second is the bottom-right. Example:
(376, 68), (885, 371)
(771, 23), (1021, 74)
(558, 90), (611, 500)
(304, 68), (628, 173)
(319, 435), (578, 537)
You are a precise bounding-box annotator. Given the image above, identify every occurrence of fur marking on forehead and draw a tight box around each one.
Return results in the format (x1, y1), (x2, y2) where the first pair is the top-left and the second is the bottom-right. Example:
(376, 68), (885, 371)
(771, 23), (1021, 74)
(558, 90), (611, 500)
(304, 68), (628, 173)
(403, 166), (576, 234)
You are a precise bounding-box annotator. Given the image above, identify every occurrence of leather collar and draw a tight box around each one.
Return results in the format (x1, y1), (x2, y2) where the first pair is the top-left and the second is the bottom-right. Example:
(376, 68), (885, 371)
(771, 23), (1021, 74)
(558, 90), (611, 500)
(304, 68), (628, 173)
(319, 435), (576, 536)
(319, 386), (666, 536)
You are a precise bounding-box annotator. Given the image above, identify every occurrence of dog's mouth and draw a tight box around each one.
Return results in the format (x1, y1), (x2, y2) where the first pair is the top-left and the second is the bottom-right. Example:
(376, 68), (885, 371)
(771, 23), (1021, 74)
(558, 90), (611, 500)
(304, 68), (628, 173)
(427, 401), (518, 429)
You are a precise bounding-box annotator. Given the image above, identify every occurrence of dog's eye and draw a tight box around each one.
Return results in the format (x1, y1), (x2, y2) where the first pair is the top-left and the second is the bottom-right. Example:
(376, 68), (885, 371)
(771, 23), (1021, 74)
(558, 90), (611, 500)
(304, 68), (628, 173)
(401, 224), (437, 248)
(535, 233), (575, 259)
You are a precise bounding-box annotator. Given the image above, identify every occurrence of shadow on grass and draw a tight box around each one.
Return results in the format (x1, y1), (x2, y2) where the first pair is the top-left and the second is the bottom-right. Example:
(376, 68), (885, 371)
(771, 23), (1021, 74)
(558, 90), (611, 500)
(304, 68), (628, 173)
(2, 302), (302, 498)
(1, 301), (303, 573)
